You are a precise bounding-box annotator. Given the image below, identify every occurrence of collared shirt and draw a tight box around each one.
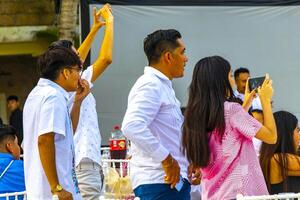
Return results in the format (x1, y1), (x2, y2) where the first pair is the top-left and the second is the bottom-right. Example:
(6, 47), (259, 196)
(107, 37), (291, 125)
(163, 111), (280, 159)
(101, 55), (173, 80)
(0, 153), (25, 195)
(23, 78), (81, 200)
(201, 102), (268, 200)
(234, 90), (263, 155)
(69, 66), (102, 166)
(122, 66), (189, 189)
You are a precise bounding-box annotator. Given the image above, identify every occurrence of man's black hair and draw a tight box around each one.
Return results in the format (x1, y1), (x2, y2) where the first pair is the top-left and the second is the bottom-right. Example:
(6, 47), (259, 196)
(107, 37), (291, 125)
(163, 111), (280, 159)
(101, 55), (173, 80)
(234, 67), (250, 80)
(38, 46), (81, 81)
(143, 29), (182, 65)
(49, 40), (73, 49)
(0, 125), (17, 146)
(7, 95), (19, 102)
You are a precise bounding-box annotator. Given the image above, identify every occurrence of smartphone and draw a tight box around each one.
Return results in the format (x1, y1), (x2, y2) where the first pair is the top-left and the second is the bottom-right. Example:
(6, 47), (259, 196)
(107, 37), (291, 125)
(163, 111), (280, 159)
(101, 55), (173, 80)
(175, 175), (184, 191)
(248, 76), (265, 91)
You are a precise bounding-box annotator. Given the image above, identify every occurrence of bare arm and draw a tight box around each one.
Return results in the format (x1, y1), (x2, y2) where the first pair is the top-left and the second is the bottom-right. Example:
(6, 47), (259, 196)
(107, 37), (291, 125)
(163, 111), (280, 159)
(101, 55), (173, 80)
(71, 101), (83, 133)
(77, 7), (105, 62)
(255, 75), (277, 144)
(242, 79), (256, 111)
(38, 133), (73, 199)
(91, 4), (114, 82)
(70, 79), (90, 133)
(38, 133), (59, 190)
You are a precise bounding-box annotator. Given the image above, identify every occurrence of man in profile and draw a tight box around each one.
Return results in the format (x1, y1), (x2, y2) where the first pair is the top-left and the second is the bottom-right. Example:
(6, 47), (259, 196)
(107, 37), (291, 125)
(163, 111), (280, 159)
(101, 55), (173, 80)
(122, 29), (191, 199)
(48, 4), (114, 199)
(23, 46), (89, 200)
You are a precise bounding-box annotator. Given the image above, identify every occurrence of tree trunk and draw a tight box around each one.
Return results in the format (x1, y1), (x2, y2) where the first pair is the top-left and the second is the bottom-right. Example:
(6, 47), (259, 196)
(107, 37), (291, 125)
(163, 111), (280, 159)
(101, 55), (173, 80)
(59, 0), (78, 42)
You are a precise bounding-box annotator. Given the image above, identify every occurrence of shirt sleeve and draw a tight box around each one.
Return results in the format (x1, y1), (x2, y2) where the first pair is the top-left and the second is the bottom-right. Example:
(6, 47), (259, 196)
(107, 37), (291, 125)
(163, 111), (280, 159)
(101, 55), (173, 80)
(38, 94), (67, 137)
(229, 102), (262, 139)
(122, 79), (169, 162)
(81, 65), (94, 89)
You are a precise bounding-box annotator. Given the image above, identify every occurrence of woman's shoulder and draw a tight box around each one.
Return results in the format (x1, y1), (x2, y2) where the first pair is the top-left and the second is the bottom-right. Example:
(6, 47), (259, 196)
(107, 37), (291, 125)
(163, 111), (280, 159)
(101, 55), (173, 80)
(271, 153), (300, 166)
(224, 101), (243, 114)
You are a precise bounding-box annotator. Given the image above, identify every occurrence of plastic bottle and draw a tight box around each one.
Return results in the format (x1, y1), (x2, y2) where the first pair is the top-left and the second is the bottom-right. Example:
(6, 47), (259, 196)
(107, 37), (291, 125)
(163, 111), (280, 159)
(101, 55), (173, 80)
(109, 125), (127, 167)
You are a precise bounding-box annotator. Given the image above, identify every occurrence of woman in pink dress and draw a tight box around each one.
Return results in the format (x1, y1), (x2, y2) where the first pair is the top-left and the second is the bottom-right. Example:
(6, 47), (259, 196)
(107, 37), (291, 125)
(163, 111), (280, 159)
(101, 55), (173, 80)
(182, 56), (277, 200)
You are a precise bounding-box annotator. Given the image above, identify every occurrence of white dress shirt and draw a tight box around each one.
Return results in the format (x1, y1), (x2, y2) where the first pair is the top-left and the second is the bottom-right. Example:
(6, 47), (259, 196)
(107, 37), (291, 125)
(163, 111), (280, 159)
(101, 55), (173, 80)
(23, 78), (81, 200)
(70, 66), (102, 166)
(122, 66), (189, 189)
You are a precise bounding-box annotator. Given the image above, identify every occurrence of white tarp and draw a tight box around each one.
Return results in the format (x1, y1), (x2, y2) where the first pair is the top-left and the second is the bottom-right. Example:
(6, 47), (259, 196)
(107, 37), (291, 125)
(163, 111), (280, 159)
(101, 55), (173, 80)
(88, 5), (300, 143)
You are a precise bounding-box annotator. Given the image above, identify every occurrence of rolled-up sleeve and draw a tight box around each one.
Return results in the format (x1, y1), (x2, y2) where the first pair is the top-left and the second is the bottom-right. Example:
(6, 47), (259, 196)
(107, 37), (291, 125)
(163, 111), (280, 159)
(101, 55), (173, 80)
(122, 80), (169, 162)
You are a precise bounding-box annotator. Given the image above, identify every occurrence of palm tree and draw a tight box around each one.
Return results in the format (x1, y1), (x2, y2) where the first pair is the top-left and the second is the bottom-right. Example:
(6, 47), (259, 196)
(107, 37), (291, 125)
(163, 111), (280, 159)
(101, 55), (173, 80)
(59, 0), (79, 42)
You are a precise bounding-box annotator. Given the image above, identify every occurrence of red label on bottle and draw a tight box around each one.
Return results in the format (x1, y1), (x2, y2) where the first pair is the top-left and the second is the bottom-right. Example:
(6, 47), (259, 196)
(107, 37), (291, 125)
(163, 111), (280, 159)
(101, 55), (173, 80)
(109, 139), (127, 151)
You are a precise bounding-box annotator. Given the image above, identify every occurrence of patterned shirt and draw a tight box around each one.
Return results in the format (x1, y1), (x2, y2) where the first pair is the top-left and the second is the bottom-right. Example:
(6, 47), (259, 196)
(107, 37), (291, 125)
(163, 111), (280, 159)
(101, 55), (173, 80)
(201, 102), (268, 200)
(70, 66), (102, 166)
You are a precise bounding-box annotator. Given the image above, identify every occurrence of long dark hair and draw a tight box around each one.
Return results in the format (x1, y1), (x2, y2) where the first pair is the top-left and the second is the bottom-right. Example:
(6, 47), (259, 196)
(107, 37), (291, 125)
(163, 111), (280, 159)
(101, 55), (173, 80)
(260, 111), (299, 191)
(182, 56), (234, 167)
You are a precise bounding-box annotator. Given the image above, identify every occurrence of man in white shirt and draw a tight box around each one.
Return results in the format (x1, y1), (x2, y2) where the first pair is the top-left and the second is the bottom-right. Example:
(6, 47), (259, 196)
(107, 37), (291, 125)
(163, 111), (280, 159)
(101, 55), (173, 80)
(49, 4), (113, 199)
(23, 46), (89, 200)
(122, 29), (191, 199)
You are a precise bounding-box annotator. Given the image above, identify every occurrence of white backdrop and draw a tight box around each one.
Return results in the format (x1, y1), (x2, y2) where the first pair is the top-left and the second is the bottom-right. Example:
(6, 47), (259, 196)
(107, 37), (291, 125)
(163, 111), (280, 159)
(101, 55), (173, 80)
(87, 5), (300, 144)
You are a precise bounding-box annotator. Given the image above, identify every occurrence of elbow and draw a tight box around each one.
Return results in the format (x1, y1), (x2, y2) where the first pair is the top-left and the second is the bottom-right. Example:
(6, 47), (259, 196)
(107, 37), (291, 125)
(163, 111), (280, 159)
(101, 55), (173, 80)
(38, 136), (46, 148)
(101, 57), (112, 66)
(94, 57), (112, 69)
(270, 133), (277, 144)
(105, 57), (112, 65)
(266, 132), (277, 144)
(121, 121), (142, 141)
(38, 133), (54, 147)
(121, 125), (131, 140)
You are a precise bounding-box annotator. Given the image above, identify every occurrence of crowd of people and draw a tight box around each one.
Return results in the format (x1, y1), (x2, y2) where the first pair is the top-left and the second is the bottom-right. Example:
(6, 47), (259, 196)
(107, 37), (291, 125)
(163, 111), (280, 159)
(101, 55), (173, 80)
(0, 3), (300, 200)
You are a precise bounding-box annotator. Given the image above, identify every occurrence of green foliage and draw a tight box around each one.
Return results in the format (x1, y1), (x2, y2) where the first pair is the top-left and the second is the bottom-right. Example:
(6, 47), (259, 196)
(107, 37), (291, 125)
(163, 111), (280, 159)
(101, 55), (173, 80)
(35, 27), (59, 43)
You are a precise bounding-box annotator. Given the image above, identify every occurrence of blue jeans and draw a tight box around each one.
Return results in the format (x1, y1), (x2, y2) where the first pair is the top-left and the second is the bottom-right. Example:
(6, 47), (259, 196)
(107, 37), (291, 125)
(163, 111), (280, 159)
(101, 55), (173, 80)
(134, 179), (191, 200)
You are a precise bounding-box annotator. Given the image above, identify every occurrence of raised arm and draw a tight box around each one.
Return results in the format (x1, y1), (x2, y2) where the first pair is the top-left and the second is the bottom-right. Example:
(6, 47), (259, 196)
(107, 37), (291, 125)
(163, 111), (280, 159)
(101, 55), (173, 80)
(77, 6), (105, 62)
(255, 74), (277, 144)
(242, 79), (256, 111)
(70, 79), (90, 133)
(91, 4), (114, 82)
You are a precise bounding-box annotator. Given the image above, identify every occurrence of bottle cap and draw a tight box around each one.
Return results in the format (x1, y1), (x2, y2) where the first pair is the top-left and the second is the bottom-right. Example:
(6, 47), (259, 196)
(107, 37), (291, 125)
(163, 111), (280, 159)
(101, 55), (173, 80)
(113, 125), (120, 130)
